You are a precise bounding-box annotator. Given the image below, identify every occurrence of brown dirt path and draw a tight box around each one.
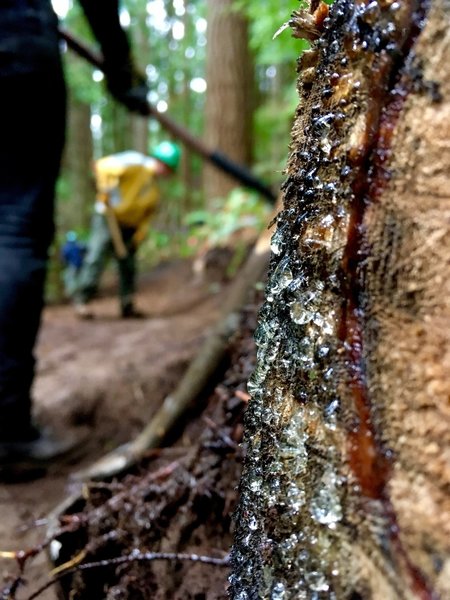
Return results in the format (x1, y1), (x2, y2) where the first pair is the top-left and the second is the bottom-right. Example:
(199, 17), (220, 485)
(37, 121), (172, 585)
(0, 259), (227, 599)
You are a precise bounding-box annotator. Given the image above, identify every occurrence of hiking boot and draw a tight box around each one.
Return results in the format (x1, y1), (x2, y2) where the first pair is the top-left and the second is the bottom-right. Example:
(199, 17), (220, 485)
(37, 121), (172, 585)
(74, 302), (94, 320)
(0, 424), (82, 466)
(120, 303), (146, 319)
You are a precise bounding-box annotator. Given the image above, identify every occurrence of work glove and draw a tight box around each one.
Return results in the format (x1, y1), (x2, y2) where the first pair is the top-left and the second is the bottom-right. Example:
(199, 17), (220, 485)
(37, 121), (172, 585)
(104, 59), (149, 116)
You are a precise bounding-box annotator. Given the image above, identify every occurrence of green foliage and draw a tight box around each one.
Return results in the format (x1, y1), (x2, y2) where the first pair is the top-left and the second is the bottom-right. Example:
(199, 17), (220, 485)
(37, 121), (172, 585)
(137, 186), (271, 271)
(231, 0), (311, 188)
(253, 83), (298, 179)
(184, 188), (271, 249)
(234, 0), (309, 65)
(57, 0), (305, 272)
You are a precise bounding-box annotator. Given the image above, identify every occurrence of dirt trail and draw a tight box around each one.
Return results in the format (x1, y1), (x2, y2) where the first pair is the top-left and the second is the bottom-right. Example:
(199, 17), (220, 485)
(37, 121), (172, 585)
(0, 259), (227, 599)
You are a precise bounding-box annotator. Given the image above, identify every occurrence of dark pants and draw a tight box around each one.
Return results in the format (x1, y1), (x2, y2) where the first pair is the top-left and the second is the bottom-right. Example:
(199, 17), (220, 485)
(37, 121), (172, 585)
(74, 213), (137, 312)
(0, 68), (66, 437)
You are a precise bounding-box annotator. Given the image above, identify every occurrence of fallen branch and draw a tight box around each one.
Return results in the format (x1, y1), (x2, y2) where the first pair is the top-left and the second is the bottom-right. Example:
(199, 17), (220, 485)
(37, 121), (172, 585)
(73, 202), (279, 481)
(27, 551), (230, 600)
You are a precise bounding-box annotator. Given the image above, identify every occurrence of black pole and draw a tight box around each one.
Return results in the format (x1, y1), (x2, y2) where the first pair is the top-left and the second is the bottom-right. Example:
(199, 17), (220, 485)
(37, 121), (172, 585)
(59, 28), (277, 203)
(210, 152), (276, 202)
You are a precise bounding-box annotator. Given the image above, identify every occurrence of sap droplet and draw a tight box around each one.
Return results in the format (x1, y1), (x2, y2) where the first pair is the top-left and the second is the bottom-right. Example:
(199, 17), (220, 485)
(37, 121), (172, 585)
(305, 571), (329, 592)
(290, 301), (315, 325)
(286, 483), (306, 513)
(324, 399), (339, 417)
(320, 137), (332, 156)
(249, 477), (262, 493)
(270, 227), (285, 255)
(279, 533), (300, 556)
(317, 345), (330, 358)
(269, 257), (293, 297)
(297, 549), (309, 563)
(310, 468), (343, 526)
(271, 581), (286, 600)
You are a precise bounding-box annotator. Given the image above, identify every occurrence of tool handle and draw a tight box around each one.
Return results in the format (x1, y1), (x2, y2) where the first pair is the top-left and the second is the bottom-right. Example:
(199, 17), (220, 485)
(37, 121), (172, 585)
(104, 205), (128, 259)
(210, 151), (277, 203)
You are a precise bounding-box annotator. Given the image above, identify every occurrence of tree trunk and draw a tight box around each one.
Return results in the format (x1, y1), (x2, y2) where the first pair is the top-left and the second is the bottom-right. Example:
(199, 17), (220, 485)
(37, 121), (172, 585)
(62, 92), (95, 231)
(203, 0), (253, 202)
(180, 1), (196, 214)
(130, 114), (148, 155)
(129, 2), (150, 156)
(231, 1), (450, 599)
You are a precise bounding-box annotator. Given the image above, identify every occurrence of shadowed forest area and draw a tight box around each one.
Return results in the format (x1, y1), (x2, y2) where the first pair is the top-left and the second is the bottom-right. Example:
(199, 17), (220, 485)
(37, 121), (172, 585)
(1, 0), (449, 599)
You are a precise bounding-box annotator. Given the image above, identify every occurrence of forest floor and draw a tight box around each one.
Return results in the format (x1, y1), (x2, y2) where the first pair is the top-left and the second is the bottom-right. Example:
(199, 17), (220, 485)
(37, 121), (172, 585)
(0, 255), (258, 600)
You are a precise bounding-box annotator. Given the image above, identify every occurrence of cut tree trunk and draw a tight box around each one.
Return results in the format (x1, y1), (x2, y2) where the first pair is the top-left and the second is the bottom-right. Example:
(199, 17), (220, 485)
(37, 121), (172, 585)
(231, 1), (450, 599)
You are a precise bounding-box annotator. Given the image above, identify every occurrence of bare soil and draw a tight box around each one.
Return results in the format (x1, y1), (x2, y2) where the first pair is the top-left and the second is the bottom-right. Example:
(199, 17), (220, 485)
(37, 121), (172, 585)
(0, 257), (254, 599)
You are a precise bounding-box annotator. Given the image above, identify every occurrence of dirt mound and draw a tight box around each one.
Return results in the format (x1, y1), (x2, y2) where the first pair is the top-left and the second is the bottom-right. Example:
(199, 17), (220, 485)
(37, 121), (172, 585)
(0, 257), (252, 599)
(49, 303), (257, 599)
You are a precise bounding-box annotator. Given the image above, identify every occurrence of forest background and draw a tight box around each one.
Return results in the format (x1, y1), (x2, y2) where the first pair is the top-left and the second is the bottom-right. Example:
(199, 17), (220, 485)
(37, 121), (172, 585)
(48, 0), (311, 299)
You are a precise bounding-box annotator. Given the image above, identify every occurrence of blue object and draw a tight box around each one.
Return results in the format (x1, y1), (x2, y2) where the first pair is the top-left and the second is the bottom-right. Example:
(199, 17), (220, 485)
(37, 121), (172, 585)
(61, 238), (86, 269)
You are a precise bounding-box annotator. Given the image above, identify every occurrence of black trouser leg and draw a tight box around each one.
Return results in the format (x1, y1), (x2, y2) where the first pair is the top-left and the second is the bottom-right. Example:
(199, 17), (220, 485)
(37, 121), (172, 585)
(117, 227), (137, 312)
(0, 70), (66, 438)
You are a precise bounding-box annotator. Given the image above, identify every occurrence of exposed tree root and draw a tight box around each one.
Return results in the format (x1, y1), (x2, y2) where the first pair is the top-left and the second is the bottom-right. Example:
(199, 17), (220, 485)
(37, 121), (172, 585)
(0, 275), (261, 599)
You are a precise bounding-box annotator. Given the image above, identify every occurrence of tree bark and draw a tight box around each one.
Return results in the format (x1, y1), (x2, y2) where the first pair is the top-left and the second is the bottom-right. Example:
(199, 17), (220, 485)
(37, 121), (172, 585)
(232, 1), (450, 599)
(129, 2), (150, 156)
(62, 91), (95, 231)
(203, 0), (253, 202)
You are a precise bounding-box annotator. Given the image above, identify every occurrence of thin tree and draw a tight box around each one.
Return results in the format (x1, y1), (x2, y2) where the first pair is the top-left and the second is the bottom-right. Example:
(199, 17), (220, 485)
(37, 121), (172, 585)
(203, 0), (254, 202)
(62, 89), (95, 232)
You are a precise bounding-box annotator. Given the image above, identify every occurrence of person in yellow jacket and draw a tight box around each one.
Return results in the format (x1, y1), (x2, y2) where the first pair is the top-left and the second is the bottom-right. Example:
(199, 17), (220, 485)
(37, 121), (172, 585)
(73, 141), (181, 318)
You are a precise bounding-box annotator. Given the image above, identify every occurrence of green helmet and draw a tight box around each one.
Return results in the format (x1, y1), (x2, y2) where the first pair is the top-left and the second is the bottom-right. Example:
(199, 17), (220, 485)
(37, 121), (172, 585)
(151, 141), (181, 171)
(66, 230), (78, 242)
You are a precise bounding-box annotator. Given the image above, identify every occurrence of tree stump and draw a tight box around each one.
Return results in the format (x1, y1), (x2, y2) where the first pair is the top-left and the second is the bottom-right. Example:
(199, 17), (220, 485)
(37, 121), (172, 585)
(232, 1), (450, 598)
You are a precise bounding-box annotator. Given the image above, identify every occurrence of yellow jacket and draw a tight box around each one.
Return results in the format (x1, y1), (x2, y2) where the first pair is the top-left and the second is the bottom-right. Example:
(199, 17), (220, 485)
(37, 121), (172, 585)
(95, 151), (160, 243)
